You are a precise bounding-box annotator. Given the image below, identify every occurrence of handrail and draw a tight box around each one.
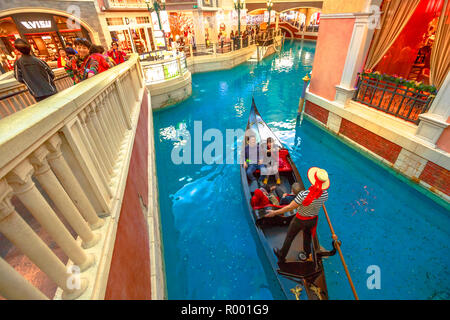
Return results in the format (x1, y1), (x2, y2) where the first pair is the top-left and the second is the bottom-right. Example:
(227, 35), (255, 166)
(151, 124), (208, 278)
(0, 74), (71, 101)
(322, 204), (359, 300)
(0, 54), (145, 300)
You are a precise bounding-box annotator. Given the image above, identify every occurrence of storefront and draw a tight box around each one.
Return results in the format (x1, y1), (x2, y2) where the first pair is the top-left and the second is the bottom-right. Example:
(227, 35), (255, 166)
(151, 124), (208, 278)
(0, 12), (91, 71)
(106, 15), (156, 54)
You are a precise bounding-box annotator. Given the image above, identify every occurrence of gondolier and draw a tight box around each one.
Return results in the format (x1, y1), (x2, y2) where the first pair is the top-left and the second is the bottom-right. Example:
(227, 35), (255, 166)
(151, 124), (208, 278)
(265, 167), (330, 263)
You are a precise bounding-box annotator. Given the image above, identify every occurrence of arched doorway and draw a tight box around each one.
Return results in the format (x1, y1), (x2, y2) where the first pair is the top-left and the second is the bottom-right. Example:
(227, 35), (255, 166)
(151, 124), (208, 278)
(0, 9), (96, 71)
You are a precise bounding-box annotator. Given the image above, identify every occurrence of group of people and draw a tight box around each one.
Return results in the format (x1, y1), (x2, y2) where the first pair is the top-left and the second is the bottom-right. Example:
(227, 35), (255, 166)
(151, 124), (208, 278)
(218, 26), (258, 51)
(243, 135), (280, 185)
(62, 39), (127, 85)
(13, 38), (127, 102)
(243, 131), (330, 264)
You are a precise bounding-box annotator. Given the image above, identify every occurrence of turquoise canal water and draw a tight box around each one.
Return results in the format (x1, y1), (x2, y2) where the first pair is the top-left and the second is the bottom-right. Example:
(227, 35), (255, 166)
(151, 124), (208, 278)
(152, 40), (450, 300)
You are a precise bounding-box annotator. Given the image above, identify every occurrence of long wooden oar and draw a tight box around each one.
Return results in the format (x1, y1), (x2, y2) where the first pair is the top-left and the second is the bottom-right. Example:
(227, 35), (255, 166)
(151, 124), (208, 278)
(322, 204), (359, 300)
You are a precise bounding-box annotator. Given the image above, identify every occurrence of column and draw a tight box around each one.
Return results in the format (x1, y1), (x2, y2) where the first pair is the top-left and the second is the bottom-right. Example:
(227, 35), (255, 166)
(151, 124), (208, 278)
(114, 79), (133, 130)
(107, 85), (128, 135)
(335, 13), (373, 106)
(0, 256), (48, 300)
(5, 160), (95, 272)
(415, 72), (450, 146)
(92, 101), (117, 167)
(86, 104), (115, 175)
(99, 92), (121, 155)
(77, 109), (113, 196)
(0, 179), (88, 299)
(193, 10), (206, 47)
(29, 146), (101, 249)
(46, 134), (106, 229)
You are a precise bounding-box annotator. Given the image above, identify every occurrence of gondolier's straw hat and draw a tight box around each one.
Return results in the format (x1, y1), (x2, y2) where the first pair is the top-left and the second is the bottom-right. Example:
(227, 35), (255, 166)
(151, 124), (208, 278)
(307, 167), (330, 190)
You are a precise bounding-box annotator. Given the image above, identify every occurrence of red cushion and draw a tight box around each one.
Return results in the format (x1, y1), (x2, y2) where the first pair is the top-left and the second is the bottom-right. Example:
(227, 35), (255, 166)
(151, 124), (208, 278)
(278, 149), (292, 172)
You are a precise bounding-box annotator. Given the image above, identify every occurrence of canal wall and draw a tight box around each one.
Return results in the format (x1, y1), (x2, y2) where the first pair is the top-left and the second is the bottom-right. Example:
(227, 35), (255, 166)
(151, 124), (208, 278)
(186, 45), (257, 74)
(304, 90), (450, 205)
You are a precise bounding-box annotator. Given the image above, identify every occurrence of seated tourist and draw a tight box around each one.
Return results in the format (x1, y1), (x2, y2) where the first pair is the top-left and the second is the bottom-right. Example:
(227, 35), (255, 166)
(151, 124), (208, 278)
(274, 182), (303, 205)
(251, 184), (279, 208)
(243, 133), (262, 181)
(260, 137), (281, 185)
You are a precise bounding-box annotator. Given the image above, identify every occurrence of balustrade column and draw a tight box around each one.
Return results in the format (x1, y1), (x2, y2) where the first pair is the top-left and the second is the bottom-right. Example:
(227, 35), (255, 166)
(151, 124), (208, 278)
(100, 91), (122, 154)
(0, 256), (48, 300)
(46, 134), (107, 227)
(231, 40), (234, 51)
(106, 86), (127, 135)
(127, 71), (139, 104)
(132, 66), (141, 101)
(177, 57), (182, 76)
(94, 98), (117, 162)
(86, 104), (115, 175)
(29, 145), (101, 249)
(189, 44), (193, 57)
(78, 109), (112, 193)
(5, 160), (95, 271)
(114, 79), (133, 130)
(0, 179), (88, 299)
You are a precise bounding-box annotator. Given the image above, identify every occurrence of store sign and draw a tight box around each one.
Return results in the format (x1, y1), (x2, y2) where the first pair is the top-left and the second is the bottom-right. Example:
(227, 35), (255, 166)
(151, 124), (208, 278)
(124, 17), (137, 26)
(20, 20), (52, 29)
(13, 13), (57, 33)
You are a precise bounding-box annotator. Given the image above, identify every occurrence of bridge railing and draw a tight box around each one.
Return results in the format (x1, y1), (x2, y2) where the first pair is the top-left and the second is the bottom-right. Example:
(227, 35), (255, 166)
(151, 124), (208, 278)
(0, 54), (145, 300)
(0, 68), (73, 120)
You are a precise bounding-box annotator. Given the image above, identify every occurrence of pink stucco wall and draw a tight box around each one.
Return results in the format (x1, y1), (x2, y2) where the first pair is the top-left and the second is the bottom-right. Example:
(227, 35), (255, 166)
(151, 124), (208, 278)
(309, 17), (355, 101)
(436, 116), (450, 153)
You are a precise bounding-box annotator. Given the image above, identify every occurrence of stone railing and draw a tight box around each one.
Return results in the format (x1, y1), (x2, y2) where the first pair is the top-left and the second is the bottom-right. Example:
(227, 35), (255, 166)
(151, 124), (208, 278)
(0, 54), (145, 299)
(0, 68), (73, 120)
(141, 52), (188, 84)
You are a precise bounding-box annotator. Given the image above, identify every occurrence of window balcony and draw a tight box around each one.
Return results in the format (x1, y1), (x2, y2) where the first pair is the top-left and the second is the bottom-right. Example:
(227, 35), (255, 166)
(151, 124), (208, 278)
(352, 73), (436, 125)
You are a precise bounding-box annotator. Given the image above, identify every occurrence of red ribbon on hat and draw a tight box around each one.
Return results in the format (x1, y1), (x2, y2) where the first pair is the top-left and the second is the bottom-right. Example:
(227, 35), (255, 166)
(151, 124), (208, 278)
(302, 172), (324, 206)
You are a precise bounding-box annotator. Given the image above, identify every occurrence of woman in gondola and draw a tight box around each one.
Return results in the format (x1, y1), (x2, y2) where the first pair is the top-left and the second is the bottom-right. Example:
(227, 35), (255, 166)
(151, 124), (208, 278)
(260, 137), (281, 185)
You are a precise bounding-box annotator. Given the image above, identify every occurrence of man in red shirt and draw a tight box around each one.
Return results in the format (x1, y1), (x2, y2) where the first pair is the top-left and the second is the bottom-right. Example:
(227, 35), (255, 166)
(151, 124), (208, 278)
(107, 42), (126, 65)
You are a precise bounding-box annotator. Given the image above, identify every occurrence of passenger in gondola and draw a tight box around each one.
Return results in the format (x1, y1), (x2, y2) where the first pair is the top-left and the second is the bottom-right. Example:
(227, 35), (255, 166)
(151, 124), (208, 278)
(264, 167), (330, 263)
(243, 134), (262, 181)
(260, 137), (281, 185)
(275, 182), (303, 205)
(251, 184), (279, 208)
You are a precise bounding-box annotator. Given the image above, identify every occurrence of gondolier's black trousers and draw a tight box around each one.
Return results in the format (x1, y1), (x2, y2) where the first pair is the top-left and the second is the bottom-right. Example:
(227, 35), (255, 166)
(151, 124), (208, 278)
(279, 216), (318, 260)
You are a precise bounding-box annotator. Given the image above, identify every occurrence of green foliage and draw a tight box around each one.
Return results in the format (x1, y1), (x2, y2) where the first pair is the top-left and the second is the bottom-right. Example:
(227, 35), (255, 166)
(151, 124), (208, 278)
(359, 72), (437, 94)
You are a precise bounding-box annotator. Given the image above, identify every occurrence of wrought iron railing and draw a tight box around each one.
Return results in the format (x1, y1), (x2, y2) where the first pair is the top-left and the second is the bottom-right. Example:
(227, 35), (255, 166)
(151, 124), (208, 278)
(352, 73), (435, 124)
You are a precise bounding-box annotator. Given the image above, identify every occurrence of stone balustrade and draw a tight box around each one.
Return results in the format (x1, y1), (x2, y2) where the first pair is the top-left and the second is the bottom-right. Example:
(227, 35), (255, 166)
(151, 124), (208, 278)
(0, 54), (145, 299)
(0, 68), (73, 120)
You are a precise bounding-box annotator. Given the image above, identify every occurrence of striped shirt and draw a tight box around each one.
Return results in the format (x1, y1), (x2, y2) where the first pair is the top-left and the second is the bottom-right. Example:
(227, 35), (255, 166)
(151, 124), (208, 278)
(294, 190), (328, 218)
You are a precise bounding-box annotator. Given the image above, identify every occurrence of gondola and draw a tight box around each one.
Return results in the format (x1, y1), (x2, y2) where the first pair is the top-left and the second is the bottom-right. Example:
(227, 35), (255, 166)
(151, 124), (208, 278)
(240, 98), (337, 300)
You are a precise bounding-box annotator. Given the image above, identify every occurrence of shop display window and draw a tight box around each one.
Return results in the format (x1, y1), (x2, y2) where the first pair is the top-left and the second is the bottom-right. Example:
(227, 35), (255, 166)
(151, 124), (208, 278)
(130, 28), (148, 54)
(0, 17), (21, 71)
(24, 32), (62, 61)
(110, 30), (133, 53)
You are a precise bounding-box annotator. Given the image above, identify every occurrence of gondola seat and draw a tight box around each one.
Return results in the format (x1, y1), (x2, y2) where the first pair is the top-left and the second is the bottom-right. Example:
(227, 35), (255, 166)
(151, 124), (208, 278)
(278, 149), (292, 172)
(249, 148), (292, 177)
